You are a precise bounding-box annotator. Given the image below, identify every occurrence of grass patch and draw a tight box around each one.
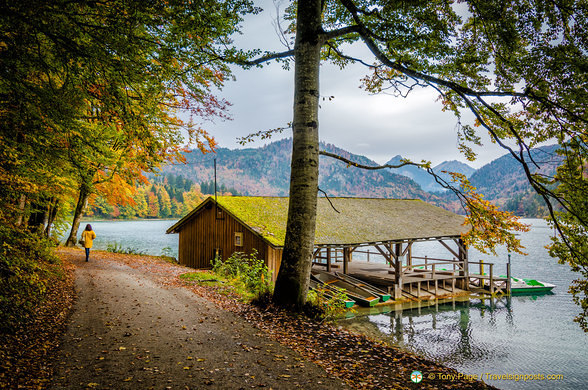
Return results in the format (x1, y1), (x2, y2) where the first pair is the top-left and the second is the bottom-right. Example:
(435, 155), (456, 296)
(179, 270), (219, 283)
(106, 242), (145, 255)
(180, 251), (273, 303)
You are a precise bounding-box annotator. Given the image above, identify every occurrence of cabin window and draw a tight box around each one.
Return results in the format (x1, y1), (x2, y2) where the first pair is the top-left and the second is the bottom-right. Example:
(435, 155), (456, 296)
(234, 232), (243, 247)
(215, 206), (224, 219)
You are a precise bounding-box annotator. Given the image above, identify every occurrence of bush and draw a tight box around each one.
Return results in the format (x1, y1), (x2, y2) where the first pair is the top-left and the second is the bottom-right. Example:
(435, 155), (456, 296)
(0, 223), (62, 332)
(211, 250), (272, 300)
(305, 286), (353, 321)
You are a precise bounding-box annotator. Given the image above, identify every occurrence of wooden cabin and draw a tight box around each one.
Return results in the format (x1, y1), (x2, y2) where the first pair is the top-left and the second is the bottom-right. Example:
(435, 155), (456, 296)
(166, 196), (470, 287)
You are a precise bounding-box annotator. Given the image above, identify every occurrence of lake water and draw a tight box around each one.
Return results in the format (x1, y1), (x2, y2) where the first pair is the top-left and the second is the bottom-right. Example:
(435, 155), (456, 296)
(69, 218), (588, 389)
(70, 219), (180, 257)
(339, 219), (588, 389)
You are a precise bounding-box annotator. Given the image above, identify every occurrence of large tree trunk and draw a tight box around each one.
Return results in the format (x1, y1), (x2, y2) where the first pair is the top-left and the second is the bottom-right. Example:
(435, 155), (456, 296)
(28, 195), (48, 232)
(15, 194), (26, 226)
(65, 184), (91, 247)
(44, 197), (59, 237)
(273, 0), (322, 308)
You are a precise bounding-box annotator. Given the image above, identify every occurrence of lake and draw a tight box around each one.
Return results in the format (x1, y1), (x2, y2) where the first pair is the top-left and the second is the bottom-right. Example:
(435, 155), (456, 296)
(71, 219), (180, 257)
(70, 218), (587, 389)
(340, 219), (588, 389)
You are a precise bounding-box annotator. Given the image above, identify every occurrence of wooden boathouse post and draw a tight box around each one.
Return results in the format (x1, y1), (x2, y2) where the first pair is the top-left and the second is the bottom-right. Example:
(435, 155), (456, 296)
(394, 243), (403, 300)
(507, 254), (512, 294)
(326, 247), (332, 272)
(458, 238), (469, 290)
(343, 247), (350, 274)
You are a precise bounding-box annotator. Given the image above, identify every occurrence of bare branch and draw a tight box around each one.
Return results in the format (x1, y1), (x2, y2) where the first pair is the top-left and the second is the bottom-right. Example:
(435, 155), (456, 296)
(318, 187), (340, 213)
(319, 150), (423, 170)
(237, 123), (292, 145)
(324, 42), (373, 67)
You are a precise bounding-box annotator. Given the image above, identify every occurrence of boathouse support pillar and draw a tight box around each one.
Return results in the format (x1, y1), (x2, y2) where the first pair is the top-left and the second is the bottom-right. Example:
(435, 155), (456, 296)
(394, 243), (403, 300)
(458, 239), (469, 291)
(343, 247), (350, 274)
(327, 247), (331, 272)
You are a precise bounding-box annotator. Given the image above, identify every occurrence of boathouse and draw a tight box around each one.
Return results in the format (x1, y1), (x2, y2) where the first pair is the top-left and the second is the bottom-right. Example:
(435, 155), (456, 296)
(167, 196), (474, 298)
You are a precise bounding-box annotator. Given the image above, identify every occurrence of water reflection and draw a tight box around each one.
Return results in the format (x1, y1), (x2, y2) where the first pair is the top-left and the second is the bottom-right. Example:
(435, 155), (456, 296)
(344, 297), (517, 363)
(339, 292), (587, 390)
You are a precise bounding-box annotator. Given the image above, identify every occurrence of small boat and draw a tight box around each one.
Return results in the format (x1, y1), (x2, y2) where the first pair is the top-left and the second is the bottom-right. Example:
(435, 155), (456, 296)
(308, 279), (356, 308)
(334, 272), (391, 302)
(311, 269), (380, 307)
(509, 277), (556, 295)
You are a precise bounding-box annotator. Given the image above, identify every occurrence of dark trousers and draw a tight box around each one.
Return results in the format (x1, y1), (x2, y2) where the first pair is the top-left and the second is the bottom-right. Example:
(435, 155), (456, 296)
(85, 247), (90, 261)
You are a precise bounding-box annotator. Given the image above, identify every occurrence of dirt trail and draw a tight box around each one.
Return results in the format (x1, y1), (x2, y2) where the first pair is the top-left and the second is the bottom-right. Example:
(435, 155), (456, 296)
(50, 251), (346, 389)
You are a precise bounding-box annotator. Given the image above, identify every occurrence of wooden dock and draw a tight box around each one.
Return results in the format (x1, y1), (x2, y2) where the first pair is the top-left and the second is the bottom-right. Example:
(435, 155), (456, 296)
(312, 255), (511, 302)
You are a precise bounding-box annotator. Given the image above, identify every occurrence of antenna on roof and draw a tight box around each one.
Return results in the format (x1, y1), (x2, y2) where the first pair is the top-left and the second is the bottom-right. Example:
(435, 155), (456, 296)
(214, 157), (217, 203)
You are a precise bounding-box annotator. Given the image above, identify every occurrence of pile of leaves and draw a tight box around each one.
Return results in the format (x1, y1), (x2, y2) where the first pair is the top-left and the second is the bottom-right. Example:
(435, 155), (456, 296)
(234, 304), (496, 390)
(0, 224), (64, 332)
(172, 262), (497, 389)
(0, 252), (75, 388)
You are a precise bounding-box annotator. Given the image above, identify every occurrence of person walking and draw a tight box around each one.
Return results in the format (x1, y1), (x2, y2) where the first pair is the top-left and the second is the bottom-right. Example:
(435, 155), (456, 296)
(80, 224), (96, 262)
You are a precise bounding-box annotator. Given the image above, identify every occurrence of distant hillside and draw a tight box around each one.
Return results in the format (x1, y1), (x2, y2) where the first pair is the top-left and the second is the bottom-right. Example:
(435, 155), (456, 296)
(434, 160), (476, 186)
(160, 139), (435, 201)
(467, 144), (561, 216)
(159, 140), (562, 218)
(385, 156), (476, 192)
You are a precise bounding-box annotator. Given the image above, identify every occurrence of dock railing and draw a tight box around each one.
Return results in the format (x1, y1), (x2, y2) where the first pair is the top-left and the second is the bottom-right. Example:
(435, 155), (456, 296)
(467, 260), (511, 295)
(408, 256), (464, 276)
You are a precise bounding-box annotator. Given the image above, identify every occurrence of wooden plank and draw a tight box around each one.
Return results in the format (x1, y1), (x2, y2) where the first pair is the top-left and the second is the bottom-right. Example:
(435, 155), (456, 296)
(439, 240), (460, 259)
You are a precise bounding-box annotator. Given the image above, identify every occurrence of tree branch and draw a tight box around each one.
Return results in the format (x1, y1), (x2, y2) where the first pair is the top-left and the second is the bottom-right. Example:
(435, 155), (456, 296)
(320, 25), (361, 42)
(319, 150), (423, 170)
(318, 187), (340, 213)
(240, 49), (295, 66)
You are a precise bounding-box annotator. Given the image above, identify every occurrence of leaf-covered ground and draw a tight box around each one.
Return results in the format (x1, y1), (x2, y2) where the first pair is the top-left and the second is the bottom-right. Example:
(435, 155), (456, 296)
(0, 259), (75, 389)
(2, 248), (497, 389)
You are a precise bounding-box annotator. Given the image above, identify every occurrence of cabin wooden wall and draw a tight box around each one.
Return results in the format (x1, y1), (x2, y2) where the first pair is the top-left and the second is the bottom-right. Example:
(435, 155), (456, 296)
(177, 202), (281, 280)
(266, 247), (283, 282)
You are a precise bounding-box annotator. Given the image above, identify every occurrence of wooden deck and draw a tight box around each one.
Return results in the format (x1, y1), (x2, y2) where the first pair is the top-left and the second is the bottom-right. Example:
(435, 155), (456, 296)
(313, 259), (510, 302)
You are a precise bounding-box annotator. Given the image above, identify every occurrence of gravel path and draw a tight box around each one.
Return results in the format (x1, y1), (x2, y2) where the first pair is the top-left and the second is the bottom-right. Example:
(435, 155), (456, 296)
(50, 251), (346, 389)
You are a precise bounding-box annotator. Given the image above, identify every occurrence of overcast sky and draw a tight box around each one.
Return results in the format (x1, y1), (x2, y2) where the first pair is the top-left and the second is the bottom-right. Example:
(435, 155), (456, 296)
(200, 0), (510, 169)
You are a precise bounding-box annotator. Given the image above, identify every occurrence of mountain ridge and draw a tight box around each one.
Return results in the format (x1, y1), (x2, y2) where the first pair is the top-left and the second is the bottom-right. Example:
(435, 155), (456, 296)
(160, 139), (561, 217)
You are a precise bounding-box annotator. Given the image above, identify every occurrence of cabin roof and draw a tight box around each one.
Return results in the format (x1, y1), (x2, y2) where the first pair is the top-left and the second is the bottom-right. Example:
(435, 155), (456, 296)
(166, 196), (469, 247)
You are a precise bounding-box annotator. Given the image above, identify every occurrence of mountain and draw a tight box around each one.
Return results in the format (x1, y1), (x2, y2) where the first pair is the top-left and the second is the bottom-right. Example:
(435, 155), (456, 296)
(159, 139), (562, 217)
(160, 139), (435, 201)
(385, 156), (476, 192)
(434, 160), (476, 182)
(467, 144), (562, 216)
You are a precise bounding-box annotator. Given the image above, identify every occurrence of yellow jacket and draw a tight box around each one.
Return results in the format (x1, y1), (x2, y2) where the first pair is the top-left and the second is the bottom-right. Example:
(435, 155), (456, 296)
(82, 230), (96, 248)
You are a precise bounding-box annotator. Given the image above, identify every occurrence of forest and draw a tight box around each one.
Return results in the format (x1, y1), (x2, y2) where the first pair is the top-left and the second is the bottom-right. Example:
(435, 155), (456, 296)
(86, 174), (241, 220)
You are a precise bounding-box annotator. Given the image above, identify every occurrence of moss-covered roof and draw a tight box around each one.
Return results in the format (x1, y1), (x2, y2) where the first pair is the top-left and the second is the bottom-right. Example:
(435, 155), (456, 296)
(167, 196), (469, 247)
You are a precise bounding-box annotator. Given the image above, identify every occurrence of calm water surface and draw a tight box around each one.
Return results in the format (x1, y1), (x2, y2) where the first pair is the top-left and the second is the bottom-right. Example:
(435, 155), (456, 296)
(69, 219), (587, 389)
(340, 219), (588, 389)
(72, 219), (179, 257)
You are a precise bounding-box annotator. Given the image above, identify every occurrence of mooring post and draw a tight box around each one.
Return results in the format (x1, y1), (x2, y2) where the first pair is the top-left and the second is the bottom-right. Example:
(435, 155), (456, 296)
(489, 263), (494, 295)
(507, 262), (511, 295)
